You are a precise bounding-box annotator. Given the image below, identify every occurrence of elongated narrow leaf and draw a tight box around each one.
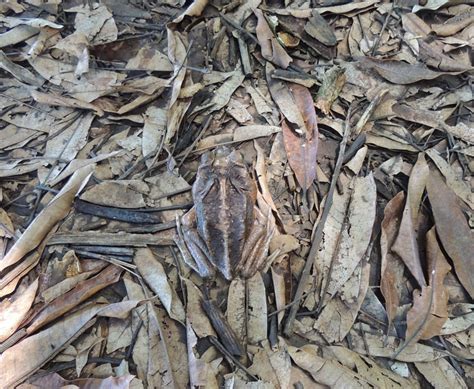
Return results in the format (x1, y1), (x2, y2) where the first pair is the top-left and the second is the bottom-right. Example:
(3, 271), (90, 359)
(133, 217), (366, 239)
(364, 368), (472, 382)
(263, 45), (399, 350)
(427, 171), (474, 298)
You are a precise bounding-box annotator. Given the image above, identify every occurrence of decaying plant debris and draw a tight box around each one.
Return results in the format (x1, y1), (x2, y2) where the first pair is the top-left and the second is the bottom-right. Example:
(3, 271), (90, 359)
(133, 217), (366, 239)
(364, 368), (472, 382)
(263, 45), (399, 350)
(0, 0), (473, 388)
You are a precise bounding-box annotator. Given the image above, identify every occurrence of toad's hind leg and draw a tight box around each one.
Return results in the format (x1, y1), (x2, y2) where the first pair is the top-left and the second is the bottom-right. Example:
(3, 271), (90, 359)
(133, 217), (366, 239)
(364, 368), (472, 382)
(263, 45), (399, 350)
(237, 206), (275, 278)
(175, 211), (216, 279)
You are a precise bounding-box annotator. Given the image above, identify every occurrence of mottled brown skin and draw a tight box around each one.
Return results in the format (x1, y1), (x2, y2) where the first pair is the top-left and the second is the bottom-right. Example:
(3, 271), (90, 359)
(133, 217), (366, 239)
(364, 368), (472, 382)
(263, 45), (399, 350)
(193, 147), (257, 279)
(177, 146), (263, 281)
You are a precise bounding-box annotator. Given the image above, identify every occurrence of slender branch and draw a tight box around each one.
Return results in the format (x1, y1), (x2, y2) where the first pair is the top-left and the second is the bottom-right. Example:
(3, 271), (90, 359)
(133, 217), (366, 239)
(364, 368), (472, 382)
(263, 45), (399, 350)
(283, 106), (354, 336)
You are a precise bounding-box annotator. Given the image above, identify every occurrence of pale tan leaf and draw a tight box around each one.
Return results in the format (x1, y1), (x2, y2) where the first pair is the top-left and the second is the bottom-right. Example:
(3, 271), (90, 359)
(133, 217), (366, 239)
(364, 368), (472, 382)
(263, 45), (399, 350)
(248, 338), (291, 388)
(349, 330), (446, 362)
(126, 47), (173, 72)
(172, 0), (209, 24)
(320, 174), (376, 303)
(0, 278), (38, 342)
(30, 90), (103, 116)
(415, 358), (468, 388)
(314, 260), (370, 343)
(186, 321), (209, 387)
(271, 267), (286, 326)
(247, 272), (267, 344)
(0, 301), (137, 387)
(0, 164), (94, 272)
(0, 51), (43, 86)
(24, 372), (135, 389)
(135, 248), (185, 323)
(184, 279), (216, 338)
(325, 346), (419, 388)
(80, 180), (148, 209)
(288, 344), (366, 387)
(358, 57), (467, 84)
(254, 140), (279, 214)
(226, 277), (246, 344)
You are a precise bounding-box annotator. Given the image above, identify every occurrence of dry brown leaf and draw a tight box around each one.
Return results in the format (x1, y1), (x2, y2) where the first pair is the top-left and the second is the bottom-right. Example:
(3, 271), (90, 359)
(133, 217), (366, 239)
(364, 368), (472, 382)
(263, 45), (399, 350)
(426, 148), (474, 209)
(0, 165), (94, 273)
(0, 278), (38, 342)
(30, 90), (104, 116)
(413, 0), (467, 13)
(266, 63), (306, 131)
(314, 260), (370, 343)
(155, 306), (190, 388)
(248, 338), (291, 388)
(358, 57), (467, 84)
(184, 279), (216, 338)
(226, 277), (246, 345)
(137, 302), (178, 387)
(171, 0), (209, 24)
(349, 330), (446, 362)
(278, 82), (319, 190)
(271, 267), (286, 326)
(254, 140), (279, 214)
(319, 174), (376, 304)
(135, 247), (185, 323)
(0, 301), (139, 387)
(43, 113), (95, 183)
(255, 9), (293, 69)
(26, 265), (123, 334)
(247, 272), (268, 344)
(125, 46), (173, 72)
(432, 12), (474, 36)
(380, 191), (405, 333)
(288, 344), (367, 387)
(392, 154), (429, 288)
(427, 171), (474, 298)
(66, 4), (117, 45)
(324, 346), (418, 388)
(23, 372), (135, 389)
(415, 358), (468, 388)
(80, 180), (148, 209)
(47, 152), (121, 187)
(264, 0), (379, 17)
(186, 321), (210, 387)
(397, 228), (451, 356)
(0, 51), (43, 86)
(392, 103), (474, 144)
(304, 10), (337, 46)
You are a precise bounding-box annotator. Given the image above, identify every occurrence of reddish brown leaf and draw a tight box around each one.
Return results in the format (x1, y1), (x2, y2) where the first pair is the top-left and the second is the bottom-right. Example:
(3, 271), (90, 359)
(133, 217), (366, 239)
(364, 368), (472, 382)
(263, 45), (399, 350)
(380, 191), (405, 332)
(427, 171), (474, 298)
(395, 228), (451, 357)
(26, 265), (123, 334)
(280, 83), (319, 190)
(405, 231), (450, 340)
(392, 154), (429, 288)
(422, 227), (450, 339)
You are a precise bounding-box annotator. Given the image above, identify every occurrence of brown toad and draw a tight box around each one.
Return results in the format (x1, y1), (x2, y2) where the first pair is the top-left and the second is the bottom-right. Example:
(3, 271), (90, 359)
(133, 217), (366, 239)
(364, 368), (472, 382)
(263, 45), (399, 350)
(176, 146), (274, 281)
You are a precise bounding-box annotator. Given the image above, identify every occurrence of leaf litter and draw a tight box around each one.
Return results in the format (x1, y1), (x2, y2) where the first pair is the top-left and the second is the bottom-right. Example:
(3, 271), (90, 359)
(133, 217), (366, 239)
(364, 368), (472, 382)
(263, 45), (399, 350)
(0, 1), (473, 388)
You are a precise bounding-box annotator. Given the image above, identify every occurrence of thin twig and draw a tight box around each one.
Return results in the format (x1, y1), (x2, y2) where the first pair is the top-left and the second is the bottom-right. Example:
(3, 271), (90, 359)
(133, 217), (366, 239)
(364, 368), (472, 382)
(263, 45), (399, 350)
(284, 105), (354, 336)
(371, 2), (395, 56)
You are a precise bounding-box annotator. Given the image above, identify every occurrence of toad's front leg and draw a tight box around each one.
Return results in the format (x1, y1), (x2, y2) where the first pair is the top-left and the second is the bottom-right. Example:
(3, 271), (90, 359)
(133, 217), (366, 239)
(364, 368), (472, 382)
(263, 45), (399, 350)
(175, 208), (216, 279)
